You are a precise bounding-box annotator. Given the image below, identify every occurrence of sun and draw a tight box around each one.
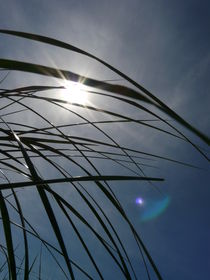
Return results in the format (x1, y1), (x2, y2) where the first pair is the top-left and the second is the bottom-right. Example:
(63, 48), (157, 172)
(62, 81), (89, 105)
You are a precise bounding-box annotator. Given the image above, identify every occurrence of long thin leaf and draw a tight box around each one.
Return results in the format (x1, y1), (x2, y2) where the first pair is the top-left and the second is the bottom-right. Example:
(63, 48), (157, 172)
(0, 192), (16, 280)
(0, 29), (209, 145)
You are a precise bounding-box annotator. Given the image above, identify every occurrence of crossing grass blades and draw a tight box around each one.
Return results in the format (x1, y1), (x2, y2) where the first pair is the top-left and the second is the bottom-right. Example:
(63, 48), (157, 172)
(0, 30), (209, 279)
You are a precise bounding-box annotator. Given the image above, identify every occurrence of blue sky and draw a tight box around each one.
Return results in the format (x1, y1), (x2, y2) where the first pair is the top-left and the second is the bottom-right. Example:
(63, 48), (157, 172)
(0, 0), (210, 279)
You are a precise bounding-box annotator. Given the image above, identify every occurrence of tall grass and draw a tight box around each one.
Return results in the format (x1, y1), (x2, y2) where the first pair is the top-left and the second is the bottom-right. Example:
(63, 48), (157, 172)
(0, 30), (209, 279)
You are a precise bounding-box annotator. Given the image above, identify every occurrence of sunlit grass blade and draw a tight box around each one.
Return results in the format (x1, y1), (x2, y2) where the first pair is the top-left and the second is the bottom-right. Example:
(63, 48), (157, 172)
(0, 29), (209, 145)
(0, 59), (152, 104)
(2, 85), (209, 161)
(8, 88), (209, 162)
(0, 29), (208, 280)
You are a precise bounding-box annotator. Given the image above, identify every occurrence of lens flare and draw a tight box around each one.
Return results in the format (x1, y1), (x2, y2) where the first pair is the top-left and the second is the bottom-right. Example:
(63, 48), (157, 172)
(135, 197), (144, 205)
(135, 195), (171, 222)
(140, 196), (170, 222)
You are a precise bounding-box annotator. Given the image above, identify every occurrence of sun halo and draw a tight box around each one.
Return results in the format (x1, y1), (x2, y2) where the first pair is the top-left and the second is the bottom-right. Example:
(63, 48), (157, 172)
(62, 80), (89, 105)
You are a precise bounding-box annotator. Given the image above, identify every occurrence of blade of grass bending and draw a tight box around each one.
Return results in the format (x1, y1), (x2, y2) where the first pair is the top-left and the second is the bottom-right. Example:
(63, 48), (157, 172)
(3, 88), (182, 163)
(0, 70), (10, 84)
(0, 175), (164, 191)
(35, 93), (186, 141)
(26, 143), (138, 280)
(56, 197), (131, 279)
(25, 90), (157, 203)
(0, 192), (16, 280)
(0, 245), (10, 280)
(0, 144), (157, 162)
(0, 109), (28, 118)
(0, 29), (208, 145)
(3, 87), (208, 161)
(1, 88), (179, 145)
(55, 199), (104, 280)
(4, 84), (159, 200)
(3, 91), (145, 205)
(5, 199), (128, 279)
(1, 91), (190, 166)
(0, 59), (152, 104)
(93, 91), (209, 161)
(21, 132), (161, 215)
(63, 135), (201, 169)
(16, 256), (25, 278)
(0, 119), (29, 279)
(43, 164), (155, 279)
(0, 146), (28, 169)
(42, 186), (131, 279)
(4, 199), (88, 280)
(6, 128), (75, 279)
(47, 179), (154, 279)
(0, 258), (7, 274)
(40, 93), (151, 211)
(0, 32), (189, 278)
(38, 93), (161, 185)
(9, 88), (204, 178)
(0, 244), (10, 275)
(38, 244), (42, 280)
(0, 159), (30, 178)
(2, 154), (159, 278)
(12, 190), (29, 280)
(13, 118), (168, 136)
(0, 170), (29, 280)
(8, 211), (106, 280)
(15, 138), (175, 279)
(0, 131), (198, 172)
(1, 153), (158, 173)
(27, 254), (38, 278)
(0, 152), (158, 169)
(6, 88), (186, 142)
(2, 135), (149, 278)
(20, 168), (75, 280)
(26, 143), (122, 279)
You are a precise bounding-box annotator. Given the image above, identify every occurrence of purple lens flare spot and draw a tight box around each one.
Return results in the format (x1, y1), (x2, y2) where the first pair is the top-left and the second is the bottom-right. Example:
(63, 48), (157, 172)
(135, 197), (144, 205)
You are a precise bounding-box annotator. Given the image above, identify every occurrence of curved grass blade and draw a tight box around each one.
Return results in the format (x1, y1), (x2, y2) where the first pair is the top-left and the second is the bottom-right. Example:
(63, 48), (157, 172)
(0, 59), (152, 104)
(25, 143), (139, 279)
(0, 29), (209, 145)
(0, 169), (29, 280)
(3, 122), (75, 279)
(0, 175), (163, 191)
(4, 199), (86, 280)
(0, 192), (16, 280)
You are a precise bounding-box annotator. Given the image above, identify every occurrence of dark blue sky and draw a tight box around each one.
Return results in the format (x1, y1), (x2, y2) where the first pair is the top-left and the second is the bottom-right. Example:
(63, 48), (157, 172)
(0, 1), (210, 279)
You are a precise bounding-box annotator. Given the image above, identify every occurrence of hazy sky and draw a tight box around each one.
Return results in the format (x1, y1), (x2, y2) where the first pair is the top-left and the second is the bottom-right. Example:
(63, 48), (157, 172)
(0, 1), (210, 279)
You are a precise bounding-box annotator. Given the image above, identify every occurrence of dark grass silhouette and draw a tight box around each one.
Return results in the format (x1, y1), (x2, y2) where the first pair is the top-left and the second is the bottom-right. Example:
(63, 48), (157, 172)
(0, 30), (209, 280)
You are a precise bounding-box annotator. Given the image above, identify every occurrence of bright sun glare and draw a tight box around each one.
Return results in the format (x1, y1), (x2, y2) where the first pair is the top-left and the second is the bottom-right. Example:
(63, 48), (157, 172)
(62, 81), (88, 105)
